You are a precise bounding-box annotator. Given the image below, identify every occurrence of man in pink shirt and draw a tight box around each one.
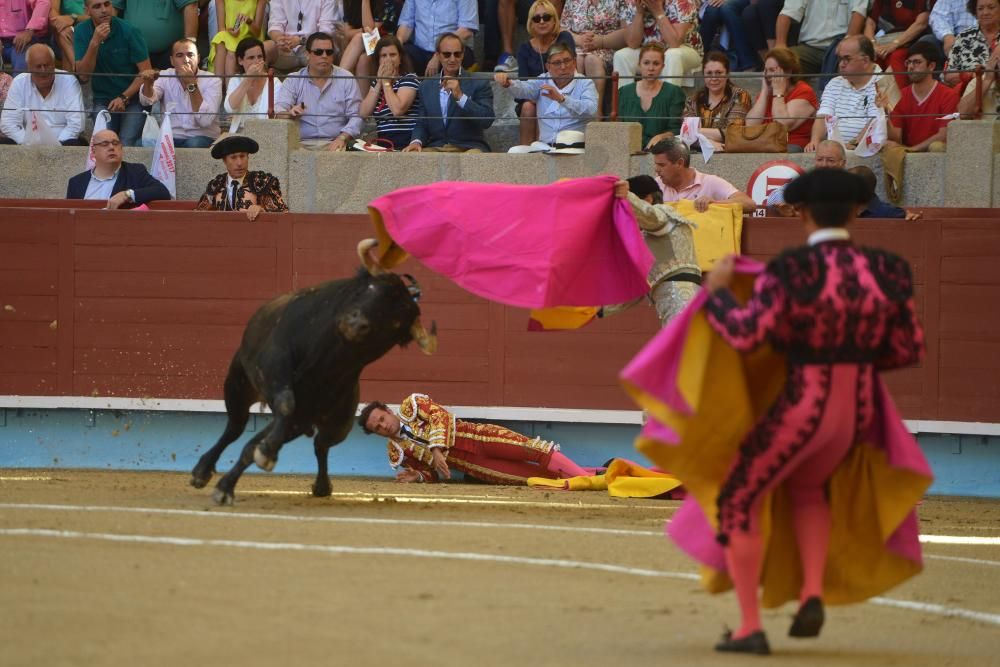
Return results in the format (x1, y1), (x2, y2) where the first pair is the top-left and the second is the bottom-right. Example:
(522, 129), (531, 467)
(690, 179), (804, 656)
(651, 137), (756, 213)
(0, 0), (49, 73)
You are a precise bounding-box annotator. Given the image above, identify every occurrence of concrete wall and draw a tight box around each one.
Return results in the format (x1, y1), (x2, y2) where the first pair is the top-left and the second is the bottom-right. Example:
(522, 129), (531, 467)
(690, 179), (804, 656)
(1, 119), (997, 211)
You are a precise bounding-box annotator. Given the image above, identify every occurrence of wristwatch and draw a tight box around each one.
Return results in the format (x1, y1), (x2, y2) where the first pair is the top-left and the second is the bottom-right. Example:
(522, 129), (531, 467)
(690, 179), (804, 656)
(124, 189), (135, 203)
(186, 83), (197, 93)
(773, 93), (784, 98)
(654, 13), (666, 20)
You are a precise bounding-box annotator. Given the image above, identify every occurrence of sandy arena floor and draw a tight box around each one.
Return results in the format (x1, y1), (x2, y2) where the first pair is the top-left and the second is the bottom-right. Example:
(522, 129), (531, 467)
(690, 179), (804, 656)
(1, 469), (998, 667)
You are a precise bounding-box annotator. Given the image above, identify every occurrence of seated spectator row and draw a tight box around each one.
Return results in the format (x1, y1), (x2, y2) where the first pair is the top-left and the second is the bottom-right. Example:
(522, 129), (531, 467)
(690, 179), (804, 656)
(1, 0), (996, 153)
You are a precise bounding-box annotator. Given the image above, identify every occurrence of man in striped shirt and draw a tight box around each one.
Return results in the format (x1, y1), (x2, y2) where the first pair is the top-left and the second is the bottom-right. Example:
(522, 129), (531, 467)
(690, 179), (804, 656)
(806, 35), (889, 152)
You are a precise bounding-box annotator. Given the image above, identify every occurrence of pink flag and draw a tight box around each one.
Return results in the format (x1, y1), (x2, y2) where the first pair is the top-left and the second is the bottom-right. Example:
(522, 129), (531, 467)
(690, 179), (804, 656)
(368, 176), (654, 309)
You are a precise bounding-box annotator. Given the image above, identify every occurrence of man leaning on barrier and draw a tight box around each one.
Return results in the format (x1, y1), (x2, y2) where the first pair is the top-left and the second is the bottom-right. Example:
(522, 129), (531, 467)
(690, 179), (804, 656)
(650, 137), (756, 213)
(66, 129), (171, 207)
(274, 31), (363, 151)
(196, 135), (289, 220)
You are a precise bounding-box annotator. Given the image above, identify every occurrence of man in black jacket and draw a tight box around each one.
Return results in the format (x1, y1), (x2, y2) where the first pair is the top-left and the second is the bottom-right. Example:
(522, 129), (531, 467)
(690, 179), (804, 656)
(66, 129), (171, 208)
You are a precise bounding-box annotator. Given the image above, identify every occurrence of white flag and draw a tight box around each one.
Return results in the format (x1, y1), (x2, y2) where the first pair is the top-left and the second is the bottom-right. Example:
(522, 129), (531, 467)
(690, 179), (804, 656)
(150, 111), (177, 199)
(24, 110), (60, 146)
(824, 115), (844, 144)
(86, 109), (112, 170)
(854, 107), (887, 158)
(678, 116), (715, 162)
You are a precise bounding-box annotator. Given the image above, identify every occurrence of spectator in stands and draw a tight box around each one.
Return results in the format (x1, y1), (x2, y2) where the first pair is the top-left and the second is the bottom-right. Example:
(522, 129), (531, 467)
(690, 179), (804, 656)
(650, 136), (756, 212)
(337, 0), (400, 84)
(682, 51), (752, 152)
(767, 138), (847, 210)
(275, 31), (363, 151)
(745, 46), (817, 152)
(197, 135), (289, 220)
(139, 38), (223, 148)
(929, 0), (977, 59)
(0, 71), (11, 140)
(1, 0), (48, 74)
(403, 32), (495, 152)
(700, 0), (759, 72)
(225, 37), (282, 135)
(265, 0), (338, 72)
(112, 0), (198, 70)
(74, 0), (151, 147)
(562, 0), (630, 116)
(208, 0), (266, 81)
(396, 0), (478, 75)
(742, 0), (784, 64)
(49, 0), (85, 69)
(66, 128), (171, 206)
(617, 42), (685, 149)
(776, 0), (868, 76)
(0, 44), (85, 145)
(887, 41), (959, 152)
(616, 0), (703, 91)
(806, 35), (885, 152)
(489, 0), (532, 73)
(359, 34), (420, 149)
(513, 0), (575, 147)
(864, 0), (930, 92)
(495, 41), (598, 151)
(947, 0), (1000, 89)
(849, 165), (912, 219)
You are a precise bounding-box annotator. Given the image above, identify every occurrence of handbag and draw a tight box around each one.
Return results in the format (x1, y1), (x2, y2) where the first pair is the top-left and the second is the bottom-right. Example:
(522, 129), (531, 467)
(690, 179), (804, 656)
(724, 122), (788, 153)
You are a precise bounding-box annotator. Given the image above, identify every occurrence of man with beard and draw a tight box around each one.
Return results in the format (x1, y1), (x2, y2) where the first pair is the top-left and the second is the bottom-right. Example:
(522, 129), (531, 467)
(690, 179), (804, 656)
(886, 41), (959, 152)
(196, 135), (289, 220)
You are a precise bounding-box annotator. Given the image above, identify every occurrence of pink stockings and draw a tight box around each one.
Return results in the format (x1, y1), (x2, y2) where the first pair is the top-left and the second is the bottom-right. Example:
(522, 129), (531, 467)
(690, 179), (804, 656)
(548, 451), (590, 478)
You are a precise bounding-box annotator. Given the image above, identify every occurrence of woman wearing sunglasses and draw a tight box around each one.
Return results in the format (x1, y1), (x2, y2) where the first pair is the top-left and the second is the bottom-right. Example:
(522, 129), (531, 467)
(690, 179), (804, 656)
(513, 0), (576, 146)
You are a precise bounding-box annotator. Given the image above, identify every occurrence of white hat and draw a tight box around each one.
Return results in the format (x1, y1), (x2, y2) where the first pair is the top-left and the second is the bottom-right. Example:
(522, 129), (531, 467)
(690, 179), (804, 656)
(548, 130), (586, 154)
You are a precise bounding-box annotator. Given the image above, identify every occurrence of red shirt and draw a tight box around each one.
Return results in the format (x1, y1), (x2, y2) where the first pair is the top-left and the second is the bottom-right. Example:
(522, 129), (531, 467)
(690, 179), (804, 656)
(890, 82), (959, 147)
(869, 0), (928, 30)
(764, 80), (818, 149)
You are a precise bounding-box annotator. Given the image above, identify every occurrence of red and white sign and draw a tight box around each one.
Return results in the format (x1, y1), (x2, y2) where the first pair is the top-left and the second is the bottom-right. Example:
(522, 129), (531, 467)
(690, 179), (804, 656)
(746, 160), (806, 206)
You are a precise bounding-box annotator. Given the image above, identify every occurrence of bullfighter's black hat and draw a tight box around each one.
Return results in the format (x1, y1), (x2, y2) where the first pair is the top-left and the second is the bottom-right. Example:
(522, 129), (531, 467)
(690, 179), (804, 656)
(210, 135), (260, 159)
(784, 168), (872, 207)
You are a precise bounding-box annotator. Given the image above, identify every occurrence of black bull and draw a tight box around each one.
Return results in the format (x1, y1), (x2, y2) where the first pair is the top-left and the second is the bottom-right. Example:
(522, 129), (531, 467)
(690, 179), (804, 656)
(190, 241), (437, 505)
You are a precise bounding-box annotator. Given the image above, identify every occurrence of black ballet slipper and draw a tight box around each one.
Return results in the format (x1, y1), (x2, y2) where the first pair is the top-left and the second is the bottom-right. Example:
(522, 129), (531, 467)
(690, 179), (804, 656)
(714, 630), (771, 655)
(789, 597), (825, 638)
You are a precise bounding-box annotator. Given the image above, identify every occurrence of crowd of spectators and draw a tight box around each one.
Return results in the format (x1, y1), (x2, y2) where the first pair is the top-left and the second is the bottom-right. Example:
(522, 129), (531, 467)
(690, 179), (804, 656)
(0, 0), (995, 168)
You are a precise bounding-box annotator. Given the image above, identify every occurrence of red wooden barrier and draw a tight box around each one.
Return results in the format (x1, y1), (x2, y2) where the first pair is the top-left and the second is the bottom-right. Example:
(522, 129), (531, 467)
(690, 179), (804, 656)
(1, 208), (998, 421)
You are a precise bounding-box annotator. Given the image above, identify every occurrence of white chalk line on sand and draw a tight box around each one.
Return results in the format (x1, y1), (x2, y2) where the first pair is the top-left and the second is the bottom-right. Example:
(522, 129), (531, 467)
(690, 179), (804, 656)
(2, 526), (999, 628)
(2, 502), (999, 548)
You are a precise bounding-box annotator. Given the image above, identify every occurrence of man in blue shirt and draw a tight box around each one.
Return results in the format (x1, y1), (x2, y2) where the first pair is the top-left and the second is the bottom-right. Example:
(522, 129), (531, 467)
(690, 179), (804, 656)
(396, 0), (478, 75)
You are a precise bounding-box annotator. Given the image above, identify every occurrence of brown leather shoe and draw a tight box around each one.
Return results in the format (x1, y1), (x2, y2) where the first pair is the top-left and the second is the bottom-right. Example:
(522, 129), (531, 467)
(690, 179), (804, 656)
(714, 630), (771, 655)
(789, 597), (825, 638)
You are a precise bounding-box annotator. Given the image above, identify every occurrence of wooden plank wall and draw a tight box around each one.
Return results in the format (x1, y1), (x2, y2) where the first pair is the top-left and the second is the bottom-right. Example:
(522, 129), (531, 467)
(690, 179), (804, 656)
(1, 207), (998, 422)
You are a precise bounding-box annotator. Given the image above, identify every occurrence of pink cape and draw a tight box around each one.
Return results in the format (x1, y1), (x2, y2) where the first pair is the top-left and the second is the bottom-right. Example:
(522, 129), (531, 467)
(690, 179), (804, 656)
(368, 176), (654, 308)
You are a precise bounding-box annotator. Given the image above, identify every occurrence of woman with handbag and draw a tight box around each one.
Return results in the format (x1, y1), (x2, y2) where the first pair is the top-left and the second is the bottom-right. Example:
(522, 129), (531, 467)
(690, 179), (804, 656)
(682, 51), (752, 151)
(744, 47), (817, 152)
(617, 43), (687, 149)
(359, 35), (420, 150)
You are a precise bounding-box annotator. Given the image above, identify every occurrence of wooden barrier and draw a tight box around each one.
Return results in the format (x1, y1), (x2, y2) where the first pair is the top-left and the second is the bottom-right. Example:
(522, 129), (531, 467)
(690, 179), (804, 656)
(1, 207), (998, 421)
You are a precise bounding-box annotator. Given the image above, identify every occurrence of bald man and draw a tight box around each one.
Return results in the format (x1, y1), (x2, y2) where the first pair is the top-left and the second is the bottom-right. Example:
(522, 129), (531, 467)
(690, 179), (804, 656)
(66, 129), (171, 208)
(0, 44), (85, 145)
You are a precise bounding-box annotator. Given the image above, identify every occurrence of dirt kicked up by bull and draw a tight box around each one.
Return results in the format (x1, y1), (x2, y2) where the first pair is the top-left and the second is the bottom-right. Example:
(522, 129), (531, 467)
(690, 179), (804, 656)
(190, 239), (437, 505)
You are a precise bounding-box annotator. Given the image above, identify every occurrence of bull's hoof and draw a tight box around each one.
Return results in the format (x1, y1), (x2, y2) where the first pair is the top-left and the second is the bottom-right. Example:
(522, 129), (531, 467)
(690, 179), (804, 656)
(212, 487), (234, 506)
(312, 479), (332, 498)
(253, 445), (276, 472)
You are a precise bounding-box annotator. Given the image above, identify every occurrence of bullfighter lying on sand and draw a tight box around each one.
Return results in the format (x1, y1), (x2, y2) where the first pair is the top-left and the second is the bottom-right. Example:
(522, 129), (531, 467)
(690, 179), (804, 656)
(359, 393), (591, 484)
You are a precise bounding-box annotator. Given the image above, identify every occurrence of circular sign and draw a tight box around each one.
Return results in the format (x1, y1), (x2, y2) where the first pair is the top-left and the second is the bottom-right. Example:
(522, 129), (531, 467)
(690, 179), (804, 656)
(746, 160), (806, 206)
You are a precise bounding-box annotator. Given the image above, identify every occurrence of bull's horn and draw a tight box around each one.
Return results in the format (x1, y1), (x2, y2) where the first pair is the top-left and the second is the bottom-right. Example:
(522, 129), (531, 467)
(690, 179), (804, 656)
(357, 238), (384, 275)
(410, 318), (438, 355)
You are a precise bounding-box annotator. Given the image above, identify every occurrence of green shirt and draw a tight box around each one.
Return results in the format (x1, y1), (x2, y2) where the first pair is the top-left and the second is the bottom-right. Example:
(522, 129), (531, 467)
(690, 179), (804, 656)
(112, 0), (197, 54)
(59, 0), (86, 16)
(617, 82), (686, 148)
(74, 16), (149, 101)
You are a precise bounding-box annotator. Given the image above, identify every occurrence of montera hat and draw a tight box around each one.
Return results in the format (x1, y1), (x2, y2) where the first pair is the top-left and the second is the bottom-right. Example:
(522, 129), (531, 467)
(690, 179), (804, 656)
(211, 135), (260, 159)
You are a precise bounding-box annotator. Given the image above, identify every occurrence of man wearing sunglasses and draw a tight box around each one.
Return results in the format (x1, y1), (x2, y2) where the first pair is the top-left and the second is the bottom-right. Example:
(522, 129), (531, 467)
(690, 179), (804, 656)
(494, 42), (598, 151)
(139, 38), (223, 148)
(274, 31), (363, 151)
(403, 32), (495, 152)
(66, 129), (171, 207)
(74, 0), (153, 147)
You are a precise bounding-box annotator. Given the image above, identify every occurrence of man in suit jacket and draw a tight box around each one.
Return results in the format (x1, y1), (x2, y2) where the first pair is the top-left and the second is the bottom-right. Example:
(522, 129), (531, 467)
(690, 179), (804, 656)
(403, 33), (495, 152)
(66, 129), (171, 208)
(196, 135), (289, 221)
